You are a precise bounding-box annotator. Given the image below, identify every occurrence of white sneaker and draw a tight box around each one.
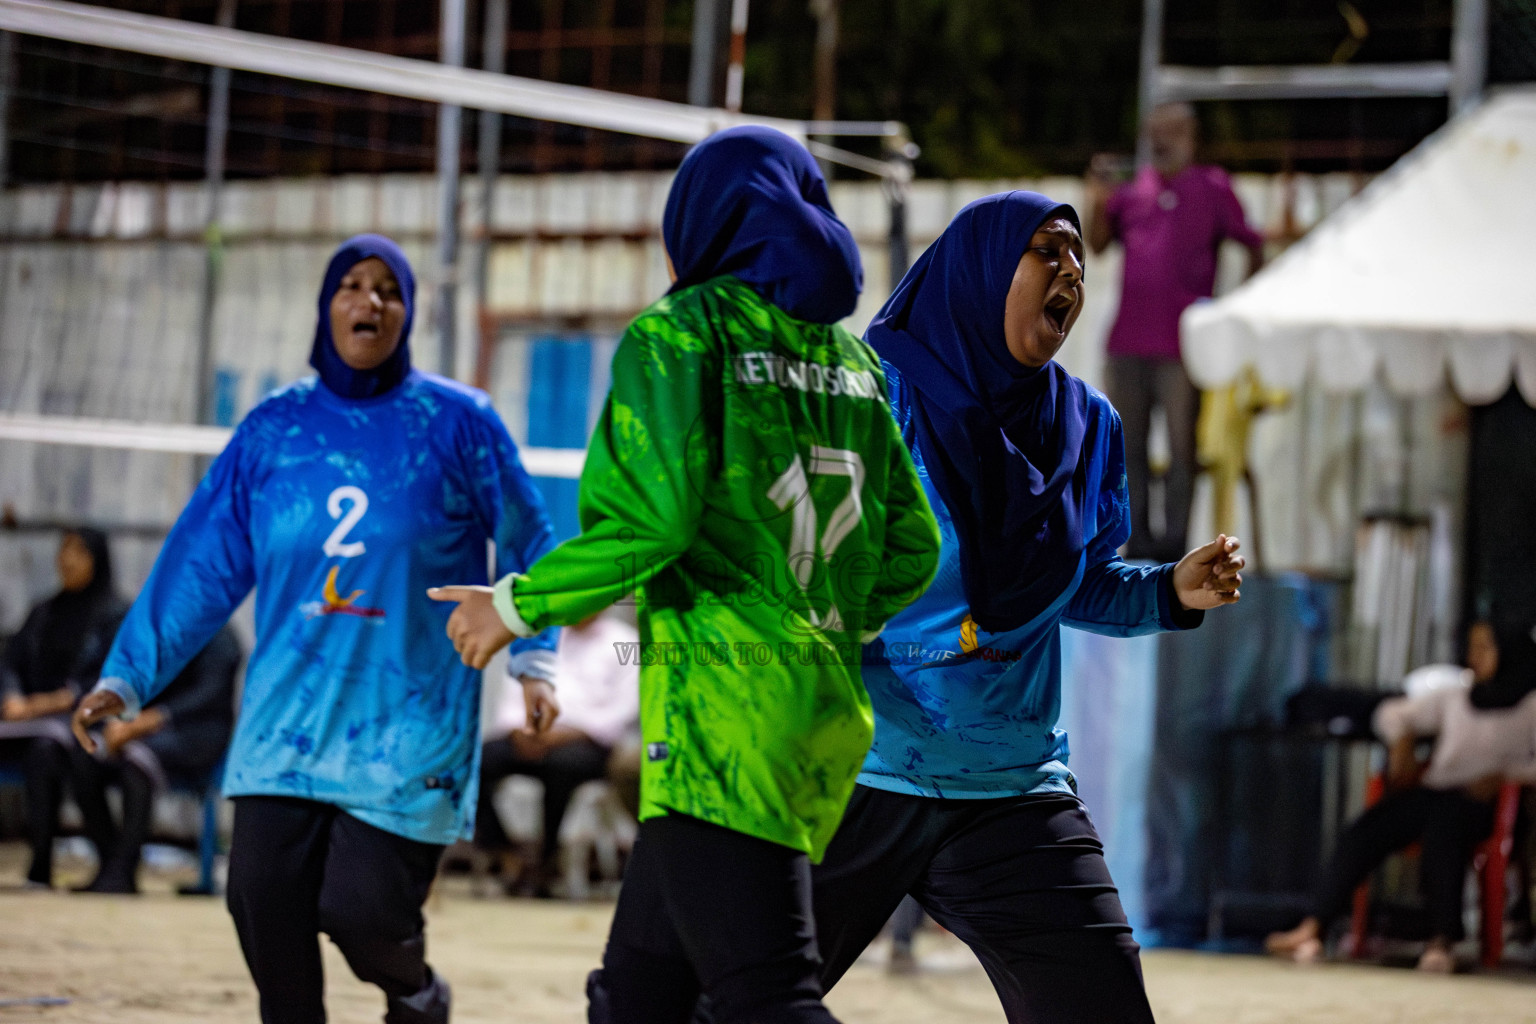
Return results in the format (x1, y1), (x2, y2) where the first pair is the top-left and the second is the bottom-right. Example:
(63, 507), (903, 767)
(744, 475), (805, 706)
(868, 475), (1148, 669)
(1291, 937), (1323, 964)
(1416, 946), (1455, 973)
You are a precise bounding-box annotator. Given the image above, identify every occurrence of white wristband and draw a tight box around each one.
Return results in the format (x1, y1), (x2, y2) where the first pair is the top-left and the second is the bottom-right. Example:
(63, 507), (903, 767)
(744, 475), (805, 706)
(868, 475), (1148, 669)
(491, 574), (537, 638)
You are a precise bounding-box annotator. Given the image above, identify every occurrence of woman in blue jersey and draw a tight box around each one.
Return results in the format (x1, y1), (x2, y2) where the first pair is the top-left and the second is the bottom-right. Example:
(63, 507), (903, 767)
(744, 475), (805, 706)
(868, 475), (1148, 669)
(72, 235), (560, 1024)
(807, 192), (1244, 1023)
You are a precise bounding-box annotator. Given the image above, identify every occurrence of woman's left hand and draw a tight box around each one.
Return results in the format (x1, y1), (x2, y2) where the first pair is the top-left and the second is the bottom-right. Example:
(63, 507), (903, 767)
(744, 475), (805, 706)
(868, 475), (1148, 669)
(1172, 534), (1244, 611)
(102, 708), (165, 756)
(519, 678), (561, 736)
(72, 689), (126, 753)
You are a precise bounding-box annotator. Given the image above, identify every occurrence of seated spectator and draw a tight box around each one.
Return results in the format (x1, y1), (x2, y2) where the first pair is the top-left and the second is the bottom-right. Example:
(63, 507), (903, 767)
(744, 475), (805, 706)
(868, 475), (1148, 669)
(0, 528), (127, 888)
(477, 605), (639, 895)
(1266, 620), (1536, 971)
(68, 623), (242, 893)
(605, 731), (642, 822)
(886, 895), (926, 975)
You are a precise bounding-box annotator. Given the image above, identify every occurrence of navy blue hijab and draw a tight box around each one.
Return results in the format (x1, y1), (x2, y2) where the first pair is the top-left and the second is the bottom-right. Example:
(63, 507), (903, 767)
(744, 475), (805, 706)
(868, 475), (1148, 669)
(662, 126), (862, 324)
(1471, 621), (1536, 710)
(867, 192), (1093, 634)
(309, 234), (417, 399)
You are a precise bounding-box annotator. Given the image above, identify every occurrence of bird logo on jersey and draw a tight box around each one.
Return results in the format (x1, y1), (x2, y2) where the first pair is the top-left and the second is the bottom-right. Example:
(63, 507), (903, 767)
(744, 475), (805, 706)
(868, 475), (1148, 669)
(300, 566), (386, 620)
(959, 613), (979, 654)
(956, 612), (1021, 664)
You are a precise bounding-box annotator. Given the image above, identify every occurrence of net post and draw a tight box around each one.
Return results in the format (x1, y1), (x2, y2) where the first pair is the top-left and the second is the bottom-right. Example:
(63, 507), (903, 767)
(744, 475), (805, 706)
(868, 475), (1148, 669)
(476, 0), (507, 318)
(193, 0), (237, 477)
(1450, 0), (1489, 116)
(436, 0), (467, 379)
(883, 131), (915, 286)
(0, 29), (12, 192)
(1135, 0), (1165, 168)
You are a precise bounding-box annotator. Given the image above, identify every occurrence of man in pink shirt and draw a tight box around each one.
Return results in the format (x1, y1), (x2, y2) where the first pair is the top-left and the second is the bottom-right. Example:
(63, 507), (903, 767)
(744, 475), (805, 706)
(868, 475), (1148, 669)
(1087, 103), (1264, 561)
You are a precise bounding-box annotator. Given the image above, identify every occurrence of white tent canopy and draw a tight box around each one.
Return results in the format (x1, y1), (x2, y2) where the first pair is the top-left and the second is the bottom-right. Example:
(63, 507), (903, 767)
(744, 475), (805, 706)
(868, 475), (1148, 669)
(1182, 86), (1536, 406)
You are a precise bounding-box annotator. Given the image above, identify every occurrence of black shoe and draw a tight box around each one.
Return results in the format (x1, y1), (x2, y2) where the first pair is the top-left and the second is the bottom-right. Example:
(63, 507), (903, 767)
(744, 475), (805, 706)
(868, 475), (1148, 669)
(25, 856), (52, 889)
(73, 871), (139, 895)
(888, 945), (919, 975)
(386, 967), (450, 1024)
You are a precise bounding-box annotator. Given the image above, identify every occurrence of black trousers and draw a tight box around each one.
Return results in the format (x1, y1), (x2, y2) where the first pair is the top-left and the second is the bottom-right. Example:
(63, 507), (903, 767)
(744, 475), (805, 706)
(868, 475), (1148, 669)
(812, 786), (1153, 1024)
(1313, 785), (1496, 941)
(225, 796), (449, 1024)
(592, 813), (838, 1024)
(21, 734), (70, 885)
(68, 746), (154, 884)
(66, 730), (223, 885)
(476, 735), (611, 863)
(1104, 354), (1200, 562)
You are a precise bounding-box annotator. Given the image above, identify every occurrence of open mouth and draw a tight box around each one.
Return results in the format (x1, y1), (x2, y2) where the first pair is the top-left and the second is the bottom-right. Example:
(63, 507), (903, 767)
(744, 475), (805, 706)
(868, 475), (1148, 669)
(1043, 291), (1075, 334)
(351, 321), (380, 339)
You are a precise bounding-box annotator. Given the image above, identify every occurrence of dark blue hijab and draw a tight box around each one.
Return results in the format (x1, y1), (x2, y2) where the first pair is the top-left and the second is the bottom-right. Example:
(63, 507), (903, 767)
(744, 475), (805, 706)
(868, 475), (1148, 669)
(309, 234), (416, 399)
(662, 126), (862, 324)
(867, 192), (1093, 634)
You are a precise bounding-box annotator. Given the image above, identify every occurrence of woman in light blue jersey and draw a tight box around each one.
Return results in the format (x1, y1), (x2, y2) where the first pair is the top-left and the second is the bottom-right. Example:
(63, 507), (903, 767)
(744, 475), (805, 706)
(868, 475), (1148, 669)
(806, 192), (1245, 1023)
(72, 235), (560, 1024)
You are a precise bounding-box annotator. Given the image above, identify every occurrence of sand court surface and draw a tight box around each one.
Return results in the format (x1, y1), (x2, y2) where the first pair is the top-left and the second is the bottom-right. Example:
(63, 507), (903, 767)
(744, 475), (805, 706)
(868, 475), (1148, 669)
(4, 873), (1536, 1024)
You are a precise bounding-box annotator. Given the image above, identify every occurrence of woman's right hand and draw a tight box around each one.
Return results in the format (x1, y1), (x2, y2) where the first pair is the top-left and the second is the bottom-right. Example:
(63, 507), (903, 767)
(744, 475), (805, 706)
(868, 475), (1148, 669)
(2, 694), (30, 721)
(1385, 735), (1423, 790)
(71, 690), (126, 753)
(4, 689), (75, 721)
(1465, 774), (1505, 802)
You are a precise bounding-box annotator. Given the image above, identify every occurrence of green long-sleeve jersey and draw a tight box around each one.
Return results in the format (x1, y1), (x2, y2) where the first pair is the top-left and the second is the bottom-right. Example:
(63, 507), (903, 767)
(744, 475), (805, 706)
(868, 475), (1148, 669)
(493, 274), (940, 860)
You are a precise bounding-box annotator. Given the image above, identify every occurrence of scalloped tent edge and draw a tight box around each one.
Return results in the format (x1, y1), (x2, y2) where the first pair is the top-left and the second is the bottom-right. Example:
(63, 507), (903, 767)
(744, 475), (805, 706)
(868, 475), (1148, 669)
(1180, 86), (1536, 408)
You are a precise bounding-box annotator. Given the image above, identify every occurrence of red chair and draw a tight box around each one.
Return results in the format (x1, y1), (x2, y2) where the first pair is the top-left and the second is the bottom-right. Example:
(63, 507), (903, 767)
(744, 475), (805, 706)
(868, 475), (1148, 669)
(1349, 776), (1523, 969)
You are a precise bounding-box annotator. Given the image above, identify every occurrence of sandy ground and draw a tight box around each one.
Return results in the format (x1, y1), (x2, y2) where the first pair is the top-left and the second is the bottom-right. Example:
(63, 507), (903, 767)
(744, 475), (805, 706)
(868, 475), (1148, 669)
(3, 846), (1535, 1023)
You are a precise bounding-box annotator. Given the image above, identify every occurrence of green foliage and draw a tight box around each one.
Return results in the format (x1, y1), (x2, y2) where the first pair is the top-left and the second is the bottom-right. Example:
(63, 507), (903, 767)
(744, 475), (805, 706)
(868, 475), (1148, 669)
(743, 0), (1144, 177)
(737, 0), (1473, 176)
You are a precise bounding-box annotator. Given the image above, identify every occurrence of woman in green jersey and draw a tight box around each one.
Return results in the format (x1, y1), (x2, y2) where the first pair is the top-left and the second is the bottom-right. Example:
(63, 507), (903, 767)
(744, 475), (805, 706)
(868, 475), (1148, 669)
(431, 126), (941, 1023)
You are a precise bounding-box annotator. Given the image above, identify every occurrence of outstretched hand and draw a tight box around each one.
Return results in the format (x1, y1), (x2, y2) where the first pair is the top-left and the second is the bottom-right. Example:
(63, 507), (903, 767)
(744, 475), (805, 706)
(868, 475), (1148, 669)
(72, 689), (126, 753)
(428, 585), (515, 670)
(1171, 534), (1244, 611)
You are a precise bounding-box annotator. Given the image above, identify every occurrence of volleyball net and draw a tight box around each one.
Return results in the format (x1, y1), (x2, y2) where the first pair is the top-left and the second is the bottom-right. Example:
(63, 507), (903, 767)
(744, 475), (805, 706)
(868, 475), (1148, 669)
(0, 0), (909, 567)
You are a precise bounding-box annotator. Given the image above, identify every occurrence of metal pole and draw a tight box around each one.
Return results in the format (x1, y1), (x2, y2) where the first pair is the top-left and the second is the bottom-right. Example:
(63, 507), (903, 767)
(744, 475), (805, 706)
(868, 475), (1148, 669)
(808, 0), (836, 175)
(1449, 0), (1488, 116)
(884, 133), (915, 286)
(436, 0), (466, 378)
(1135, 0), (1165, 167)
(688, 0), (721, 107)
(476, 0), (506, 310)
(194, 0), (236, 430)
(724, 0), (750, 113)
(0, 30), (13, 192)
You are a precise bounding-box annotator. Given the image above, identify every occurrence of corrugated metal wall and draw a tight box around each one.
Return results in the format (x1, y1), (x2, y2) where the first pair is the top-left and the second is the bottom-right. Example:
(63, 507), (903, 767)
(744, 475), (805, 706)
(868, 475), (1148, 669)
(0, 168), (1379, 630)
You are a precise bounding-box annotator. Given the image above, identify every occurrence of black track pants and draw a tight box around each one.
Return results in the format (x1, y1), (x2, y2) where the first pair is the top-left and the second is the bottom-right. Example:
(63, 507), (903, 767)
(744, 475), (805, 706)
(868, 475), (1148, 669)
(593, 813), (839, 1024)
(225, 796), (450, 1024)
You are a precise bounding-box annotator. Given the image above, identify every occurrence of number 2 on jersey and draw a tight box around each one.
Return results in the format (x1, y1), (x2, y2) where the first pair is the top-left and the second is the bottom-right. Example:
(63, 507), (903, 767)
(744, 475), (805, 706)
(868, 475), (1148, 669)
(323, 485), (369, 558)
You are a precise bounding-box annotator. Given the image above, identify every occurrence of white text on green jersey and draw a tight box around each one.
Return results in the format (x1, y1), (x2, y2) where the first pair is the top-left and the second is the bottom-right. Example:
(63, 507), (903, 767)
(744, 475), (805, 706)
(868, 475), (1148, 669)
(732, 352), (885, 401)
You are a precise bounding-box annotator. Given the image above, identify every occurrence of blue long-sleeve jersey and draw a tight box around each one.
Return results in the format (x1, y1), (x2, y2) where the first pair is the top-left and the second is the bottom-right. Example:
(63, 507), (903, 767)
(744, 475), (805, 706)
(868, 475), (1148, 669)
(97, 370), (558, 844)
(859, 364), (1201, 799)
